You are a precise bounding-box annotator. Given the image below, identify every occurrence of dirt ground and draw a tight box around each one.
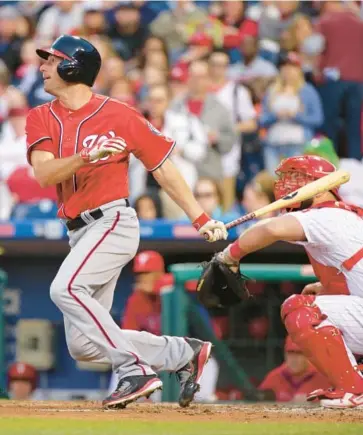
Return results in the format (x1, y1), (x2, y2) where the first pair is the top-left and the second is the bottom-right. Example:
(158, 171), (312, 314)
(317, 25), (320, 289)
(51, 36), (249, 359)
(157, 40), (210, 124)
(0, 401), (362, 424)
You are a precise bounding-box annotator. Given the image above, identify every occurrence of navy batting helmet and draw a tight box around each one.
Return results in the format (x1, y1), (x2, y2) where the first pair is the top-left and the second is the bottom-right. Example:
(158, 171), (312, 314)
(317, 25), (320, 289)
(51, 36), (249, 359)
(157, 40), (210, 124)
(36, 35), (101, 87)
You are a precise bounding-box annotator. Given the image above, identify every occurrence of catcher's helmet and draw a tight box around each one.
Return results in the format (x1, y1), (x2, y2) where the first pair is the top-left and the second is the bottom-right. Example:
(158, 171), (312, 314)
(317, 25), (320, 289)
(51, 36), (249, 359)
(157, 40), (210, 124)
(36, 35), (101, 87)
(274, 155), (340, 206)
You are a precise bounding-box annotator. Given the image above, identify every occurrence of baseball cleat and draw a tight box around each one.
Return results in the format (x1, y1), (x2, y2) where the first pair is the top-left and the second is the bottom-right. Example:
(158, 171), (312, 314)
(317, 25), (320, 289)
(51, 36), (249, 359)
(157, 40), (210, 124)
(307, 387), (343, 402)
(102, 375), (162, 410)
(176, 338), (212, 408)
(320, 392), (363, 409)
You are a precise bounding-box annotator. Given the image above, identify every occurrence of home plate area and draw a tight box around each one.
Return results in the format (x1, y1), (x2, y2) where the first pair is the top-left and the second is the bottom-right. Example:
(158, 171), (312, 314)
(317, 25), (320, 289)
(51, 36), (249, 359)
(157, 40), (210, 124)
(0, 401), (362, 423)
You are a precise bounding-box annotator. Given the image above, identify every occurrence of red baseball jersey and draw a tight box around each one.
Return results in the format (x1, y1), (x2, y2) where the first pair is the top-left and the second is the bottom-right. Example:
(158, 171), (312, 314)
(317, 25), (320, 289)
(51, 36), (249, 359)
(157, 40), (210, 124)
(259, 362), (330, 402)
(26, 94), (175, 219)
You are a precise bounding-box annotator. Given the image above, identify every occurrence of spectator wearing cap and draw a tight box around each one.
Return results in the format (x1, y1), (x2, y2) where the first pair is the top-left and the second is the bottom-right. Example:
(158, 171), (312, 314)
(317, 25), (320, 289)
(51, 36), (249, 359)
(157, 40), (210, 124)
(228, 35), (278, 84)
(315, 1), (363, 160)
(0, 5), (25, 75)
(107, 2), (148, 63)
(171, 60), (236, 183)
(259, 52), (323, 174)
(259, 336), (330, 403)
(7, 362), (38, 400)
(208, 49), (257, 211)
(303, 136), (363, 207)
(169, 63), (188, 100)
(35, 1), (84, 46)
(150, 0), (208, 63)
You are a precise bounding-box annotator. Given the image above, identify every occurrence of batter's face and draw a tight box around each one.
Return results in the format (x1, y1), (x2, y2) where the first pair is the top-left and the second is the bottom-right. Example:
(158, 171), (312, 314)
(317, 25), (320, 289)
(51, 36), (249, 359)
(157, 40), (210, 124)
(39, 54), (67, 96)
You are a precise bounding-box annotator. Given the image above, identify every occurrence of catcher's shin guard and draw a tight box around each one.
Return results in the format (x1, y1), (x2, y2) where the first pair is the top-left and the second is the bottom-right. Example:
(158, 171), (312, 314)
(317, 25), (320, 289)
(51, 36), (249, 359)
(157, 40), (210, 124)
(281, 295), (363, 394)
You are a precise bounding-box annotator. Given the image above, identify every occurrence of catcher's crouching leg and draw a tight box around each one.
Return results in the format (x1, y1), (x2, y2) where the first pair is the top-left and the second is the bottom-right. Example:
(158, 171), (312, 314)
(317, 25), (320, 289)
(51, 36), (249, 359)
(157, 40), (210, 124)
(281, 295), (363, 394)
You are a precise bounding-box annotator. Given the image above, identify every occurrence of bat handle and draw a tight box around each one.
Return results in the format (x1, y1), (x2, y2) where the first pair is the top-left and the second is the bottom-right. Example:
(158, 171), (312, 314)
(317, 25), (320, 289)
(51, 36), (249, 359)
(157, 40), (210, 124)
(226, 212), (256, 230)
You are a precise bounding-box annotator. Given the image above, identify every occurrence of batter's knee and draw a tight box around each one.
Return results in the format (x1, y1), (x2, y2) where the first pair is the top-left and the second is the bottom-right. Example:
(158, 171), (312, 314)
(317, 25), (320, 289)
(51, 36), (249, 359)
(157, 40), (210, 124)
(281, 294), (325, 336)
(67, 342), (89, 362)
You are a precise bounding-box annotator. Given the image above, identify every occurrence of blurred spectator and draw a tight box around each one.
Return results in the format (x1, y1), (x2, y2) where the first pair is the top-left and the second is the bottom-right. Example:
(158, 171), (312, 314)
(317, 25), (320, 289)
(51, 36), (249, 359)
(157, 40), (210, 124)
(193, 178), (240, 222)
(303, 136), (363, 207)
(213, 0), (258, 54)
(146, 83), (207, 187)
(0, 59), (28, 127)
(35, 1), (84, 45)
(150, 0), (208, 62)
(259, 52), (323, 174)
(7, 362), (37, 400)
(208, 49), (257, 211)
(138, 83), (208, 219)
(73, 2), (107, 38)
(0, 5), (25, 75)
(259, 336), (330, 403)
(87, 35), (120, 94)
(169, 63), (188, 100)
(228, 35), (278, 83)
(280, 14), (324, 82)
(107, 2), (148, 62)
(134, 194), (162, 220)
(171, 60), (235, 182)
(258, 0), (301, 45)
(315, 1), (363, 160)
(109, 77), (136, 106)
(242, 170), (276, 219)
(14, 39), (53, 108)
(139, 35), (170, 72)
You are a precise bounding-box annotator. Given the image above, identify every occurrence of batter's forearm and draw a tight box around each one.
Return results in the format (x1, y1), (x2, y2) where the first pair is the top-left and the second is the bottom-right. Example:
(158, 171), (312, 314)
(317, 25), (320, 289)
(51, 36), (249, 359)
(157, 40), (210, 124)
(152, 159), (204, 221)
(34, 154), (85, 187)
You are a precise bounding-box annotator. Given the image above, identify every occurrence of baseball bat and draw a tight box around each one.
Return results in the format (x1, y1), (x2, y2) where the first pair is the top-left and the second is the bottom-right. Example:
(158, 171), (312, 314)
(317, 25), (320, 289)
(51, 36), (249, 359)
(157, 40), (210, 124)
(225, 169), (350, 230)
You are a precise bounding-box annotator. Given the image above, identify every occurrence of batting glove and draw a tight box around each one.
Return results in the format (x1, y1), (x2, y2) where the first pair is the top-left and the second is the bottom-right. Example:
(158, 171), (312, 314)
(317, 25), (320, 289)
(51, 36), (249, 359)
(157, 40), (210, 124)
(193, 213), (228, 242)
(80, 137), (127, 163)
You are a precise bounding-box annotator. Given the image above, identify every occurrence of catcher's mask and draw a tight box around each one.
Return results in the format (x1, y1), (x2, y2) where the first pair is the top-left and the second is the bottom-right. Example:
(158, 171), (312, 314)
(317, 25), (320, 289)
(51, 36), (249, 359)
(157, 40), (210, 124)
(274, 155), (340, 211)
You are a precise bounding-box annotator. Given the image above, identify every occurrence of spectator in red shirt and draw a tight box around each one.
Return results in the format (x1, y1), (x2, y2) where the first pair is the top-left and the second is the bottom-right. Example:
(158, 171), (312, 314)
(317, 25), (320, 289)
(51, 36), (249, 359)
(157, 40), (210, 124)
(315, 1), (363, 160)
(259, 336), (330, 403)
(215, 0), (258, 50)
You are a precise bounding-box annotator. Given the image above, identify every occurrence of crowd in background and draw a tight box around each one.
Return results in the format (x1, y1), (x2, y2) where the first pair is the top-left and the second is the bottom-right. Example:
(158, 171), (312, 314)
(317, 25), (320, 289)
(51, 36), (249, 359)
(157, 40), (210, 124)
(1, 0), (363, 222)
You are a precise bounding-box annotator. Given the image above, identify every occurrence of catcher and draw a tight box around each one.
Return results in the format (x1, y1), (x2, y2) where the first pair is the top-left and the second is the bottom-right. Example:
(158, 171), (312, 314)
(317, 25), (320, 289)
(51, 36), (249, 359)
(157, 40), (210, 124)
(197, 155), (363, 409)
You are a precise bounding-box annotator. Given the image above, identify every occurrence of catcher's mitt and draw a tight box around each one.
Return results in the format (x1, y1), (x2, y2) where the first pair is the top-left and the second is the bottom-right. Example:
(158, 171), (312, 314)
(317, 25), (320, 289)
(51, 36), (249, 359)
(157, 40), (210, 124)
(196, 254), (251, 308)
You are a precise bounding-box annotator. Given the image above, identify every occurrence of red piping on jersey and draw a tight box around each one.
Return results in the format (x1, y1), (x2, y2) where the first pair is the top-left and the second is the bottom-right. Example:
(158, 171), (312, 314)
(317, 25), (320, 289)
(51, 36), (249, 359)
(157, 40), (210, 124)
(72, 96), (110, 192)
(66, 211), (146, 375)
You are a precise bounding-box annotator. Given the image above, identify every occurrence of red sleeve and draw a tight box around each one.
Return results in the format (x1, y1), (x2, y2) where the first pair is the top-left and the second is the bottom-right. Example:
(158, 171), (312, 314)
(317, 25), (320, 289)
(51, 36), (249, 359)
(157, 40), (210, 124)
(127, 111), (176, 171)
(26, 107), (55, 165)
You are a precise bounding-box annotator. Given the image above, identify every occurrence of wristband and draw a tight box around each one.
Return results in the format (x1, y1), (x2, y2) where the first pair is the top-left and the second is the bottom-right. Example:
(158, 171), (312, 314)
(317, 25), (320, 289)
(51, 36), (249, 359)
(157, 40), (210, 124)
(192, 212), (210, 231)
(228, 240), (246, 261)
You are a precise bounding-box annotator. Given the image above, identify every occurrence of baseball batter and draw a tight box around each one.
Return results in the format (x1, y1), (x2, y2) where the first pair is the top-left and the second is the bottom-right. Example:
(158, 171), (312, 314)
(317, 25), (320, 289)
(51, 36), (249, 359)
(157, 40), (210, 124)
(26, 35), (228, 409)
(218, 155), (363, 409)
